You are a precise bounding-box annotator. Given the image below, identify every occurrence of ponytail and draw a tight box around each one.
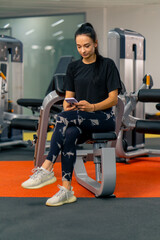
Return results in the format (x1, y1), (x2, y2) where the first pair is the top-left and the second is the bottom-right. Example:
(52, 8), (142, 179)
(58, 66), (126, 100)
(75, 22), (102, 83)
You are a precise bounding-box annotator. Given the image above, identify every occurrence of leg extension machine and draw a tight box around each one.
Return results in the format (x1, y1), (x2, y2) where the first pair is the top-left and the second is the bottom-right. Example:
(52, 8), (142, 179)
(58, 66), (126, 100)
(34, 92), (124, 197)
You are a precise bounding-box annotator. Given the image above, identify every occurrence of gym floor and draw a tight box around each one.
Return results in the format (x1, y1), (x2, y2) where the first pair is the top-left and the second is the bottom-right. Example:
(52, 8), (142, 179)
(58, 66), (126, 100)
(0, 136), (160, 240)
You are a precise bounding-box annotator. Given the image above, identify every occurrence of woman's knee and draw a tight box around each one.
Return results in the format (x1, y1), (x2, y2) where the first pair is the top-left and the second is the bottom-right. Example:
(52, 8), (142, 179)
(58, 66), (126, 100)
(65, 126), (81, 145)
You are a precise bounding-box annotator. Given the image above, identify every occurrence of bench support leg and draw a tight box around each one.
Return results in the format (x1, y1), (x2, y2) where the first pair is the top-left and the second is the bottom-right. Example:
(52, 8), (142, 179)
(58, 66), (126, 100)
(74, 147), (116, 197)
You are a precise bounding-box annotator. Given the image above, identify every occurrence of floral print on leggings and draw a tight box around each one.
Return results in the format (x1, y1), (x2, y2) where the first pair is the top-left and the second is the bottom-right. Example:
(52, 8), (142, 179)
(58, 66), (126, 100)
(46, 109), (115, 182)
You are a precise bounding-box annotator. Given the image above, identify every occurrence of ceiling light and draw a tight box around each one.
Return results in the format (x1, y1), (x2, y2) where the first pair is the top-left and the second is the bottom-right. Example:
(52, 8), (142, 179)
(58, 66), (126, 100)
(53, 30), (63, 37)
(32, 45), (40, 50)
(51, 19), (64, 28)
(44, 46), (53, 51)
(25, 29), (35, 35)
(4, 23), (10, 28)
(58, 36), (64, 41)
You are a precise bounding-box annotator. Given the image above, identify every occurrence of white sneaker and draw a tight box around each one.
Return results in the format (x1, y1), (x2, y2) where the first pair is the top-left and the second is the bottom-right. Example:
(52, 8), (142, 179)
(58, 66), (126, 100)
(21, 167), (57, 189)
(46, 185), (77, 206)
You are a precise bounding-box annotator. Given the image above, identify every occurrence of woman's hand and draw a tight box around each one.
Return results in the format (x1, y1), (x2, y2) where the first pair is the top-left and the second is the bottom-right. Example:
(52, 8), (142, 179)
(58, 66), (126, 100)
(63, 91), (77, 111)
(63, 102), (77, 111)
(63, 98), (78, 111)
(75, 100), (94, 112)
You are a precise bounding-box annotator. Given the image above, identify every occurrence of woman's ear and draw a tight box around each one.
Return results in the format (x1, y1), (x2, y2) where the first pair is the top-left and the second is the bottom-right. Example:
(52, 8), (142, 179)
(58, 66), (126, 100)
(95, 40), (98, 48)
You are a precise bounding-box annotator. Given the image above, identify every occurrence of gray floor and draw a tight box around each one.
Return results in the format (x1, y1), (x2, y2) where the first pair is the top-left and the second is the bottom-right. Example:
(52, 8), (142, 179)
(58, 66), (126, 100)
(0, 144), (35, 161)
(1, 197), (160, 240)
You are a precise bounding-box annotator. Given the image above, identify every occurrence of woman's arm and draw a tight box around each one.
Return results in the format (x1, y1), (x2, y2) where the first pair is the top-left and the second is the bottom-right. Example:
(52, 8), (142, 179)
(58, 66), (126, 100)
(76, 89), (118, 112)
(63, 90), (77, 111)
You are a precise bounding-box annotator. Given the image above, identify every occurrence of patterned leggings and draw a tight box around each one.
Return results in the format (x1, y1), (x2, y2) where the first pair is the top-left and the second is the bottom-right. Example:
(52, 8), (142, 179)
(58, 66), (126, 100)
(46, 109), (115, 181)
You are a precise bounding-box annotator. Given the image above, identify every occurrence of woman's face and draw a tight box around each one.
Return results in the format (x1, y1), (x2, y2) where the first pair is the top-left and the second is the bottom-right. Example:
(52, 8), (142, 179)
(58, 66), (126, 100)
(76, 34), (97, 60)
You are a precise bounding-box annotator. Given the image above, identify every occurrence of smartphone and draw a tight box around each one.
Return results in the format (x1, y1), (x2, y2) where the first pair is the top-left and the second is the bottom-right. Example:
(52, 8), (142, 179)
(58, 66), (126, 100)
(65, 97), (78, 104)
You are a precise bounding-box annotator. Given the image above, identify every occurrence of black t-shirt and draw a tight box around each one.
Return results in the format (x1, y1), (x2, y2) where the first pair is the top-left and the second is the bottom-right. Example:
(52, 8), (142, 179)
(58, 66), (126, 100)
(64, 56), (122, 106)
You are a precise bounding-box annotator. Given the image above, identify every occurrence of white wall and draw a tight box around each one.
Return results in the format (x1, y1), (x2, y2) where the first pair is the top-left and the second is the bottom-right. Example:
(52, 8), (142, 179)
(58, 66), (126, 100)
(86, 5), (160, 114)
(86, 8), (108, 57)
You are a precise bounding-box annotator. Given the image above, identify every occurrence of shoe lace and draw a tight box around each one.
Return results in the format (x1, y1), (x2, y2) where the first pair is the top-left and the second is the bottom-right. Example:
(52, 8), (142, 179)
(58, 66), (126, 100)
(30, 167), (44, 179)
(55, 185), (69, 199)
(54, 185), (74, 200)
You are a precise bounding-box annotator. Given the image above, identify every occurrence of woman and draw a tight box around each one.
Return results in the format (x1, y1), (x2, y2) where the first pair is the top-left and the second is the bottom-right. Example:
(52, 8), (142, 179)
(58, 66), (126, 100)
(22, 23), (122, 206)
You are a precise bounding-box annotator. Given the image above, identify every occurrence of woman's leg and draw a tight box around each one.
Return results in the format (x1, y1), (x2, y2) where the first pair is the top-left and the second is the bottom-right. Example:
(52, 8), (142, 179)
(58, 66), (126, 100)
(40, 111), (78, 171)
(47, 109), (115, 180)
(45, 126), (81, 207)
(22, 110), (115, 193)
(21, 111), (82, 190)
(56, 110), (115, 191)
(48, 109), (115, 161)
(61, 126), (81, 190)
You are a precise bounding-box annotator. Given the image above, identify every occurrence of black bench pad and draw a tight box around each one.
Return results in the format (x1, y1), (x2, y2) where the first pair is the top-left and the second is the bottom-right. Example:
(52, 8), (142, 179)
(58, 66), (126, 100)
(91, 132), (117, 141)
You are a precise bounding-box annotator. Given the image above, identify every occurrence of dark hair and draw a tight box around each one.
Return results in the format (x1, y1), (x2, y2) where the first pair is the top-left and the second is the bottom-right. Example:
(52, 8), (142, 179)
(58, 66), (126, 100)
(75, 22), (102, 83)
(75, 22), (99, 56)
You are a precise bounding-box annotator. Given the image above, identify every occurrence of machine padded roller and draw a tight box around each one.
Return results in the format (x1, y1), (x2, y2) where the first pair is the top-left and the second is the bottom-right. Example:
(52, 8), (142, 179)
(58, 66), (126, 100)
(136, 120), (160, 134)
(138, 89), (160, 102)
(91, 132), (117, 141)
(17, 98), (62, 113)
(11, 118), (38, 131)
(17, 98), (43, 108)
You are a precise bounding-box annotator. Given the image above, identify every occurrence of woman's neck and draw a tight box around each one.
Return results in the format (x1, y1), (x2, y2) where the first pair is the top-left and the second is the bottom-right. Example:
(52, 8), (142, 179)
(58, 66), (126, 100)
(82, 54), (96, 64)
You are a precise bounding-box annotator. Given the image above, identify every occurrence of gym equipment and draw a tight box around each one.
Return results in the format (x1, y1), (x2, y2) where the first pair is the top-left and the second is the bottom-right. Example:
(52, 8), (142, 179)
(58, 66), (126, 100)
(108, 28), (145, 153)
(74, 97), (124, 197)
(0, 35), (23, 114)
(0, 70), (6, 136)
(107, 28), (160, 161)
(116, 75), (160, 161)
(24, 28), (160, 197)
(0, 34), (74, 148)
(17, 55), (74, 116)
(0, 35), (25, 147)
(33, 72), (124, 197)
(0, 35), (41, 147)
(16, 55), (74, 148)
